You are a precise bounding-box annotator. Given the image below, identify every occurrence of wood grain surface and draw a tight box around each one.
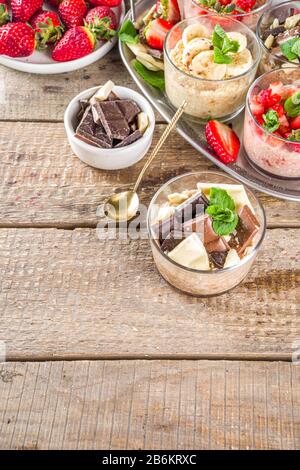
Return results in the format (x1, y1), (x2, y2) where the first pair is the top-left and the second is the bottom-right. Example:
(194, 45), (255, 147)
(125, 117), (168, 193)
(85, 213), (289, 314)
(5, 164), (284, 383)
(0, 227), (299, 360)
(0, 360), (298, 450)
(0, 122), (299, 228)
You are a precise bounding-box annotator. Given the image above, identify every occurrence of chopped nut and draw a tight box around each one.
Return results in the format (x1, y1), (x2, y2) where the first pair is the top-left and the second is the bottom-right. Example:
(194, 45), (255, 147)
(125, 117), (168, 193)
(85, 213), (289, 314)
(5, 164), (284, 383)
(284, 14), (300, 30)
(264, 34), (274, 49)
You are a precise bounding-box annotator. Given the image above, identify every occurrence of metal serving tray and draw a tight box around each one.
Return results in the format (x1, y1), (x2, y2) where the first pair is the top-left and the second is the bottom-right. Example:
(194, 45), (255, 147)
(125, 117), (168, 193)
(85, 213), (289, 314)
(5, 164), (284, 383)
(119, 0), (300, 201)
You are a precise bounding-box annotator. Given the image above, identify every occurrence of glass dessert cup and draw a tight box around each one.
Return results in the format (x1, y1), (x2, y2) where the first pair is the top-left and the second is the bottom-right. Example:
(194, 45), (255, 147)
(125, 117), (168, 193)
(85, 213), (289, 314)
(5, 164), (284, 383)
(147, 171), (266, 297)
(257, 1), (300, 75)
(164, 15), (261, 121)
(184, 0), (271, 32)
(243, 68), (300, 179)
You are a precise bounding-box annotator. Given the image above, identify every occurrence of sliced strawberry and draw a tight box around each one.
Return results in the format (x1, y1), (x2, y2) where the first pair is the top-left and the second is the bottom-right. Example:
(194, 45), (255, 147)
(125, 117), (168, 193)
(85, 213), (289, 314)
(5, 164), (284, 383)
(144, 18), (173, 50)
(236, 0), (256, 10)
(205, 120), (240, 164)
(155, 0), (180, 24)
(290, 115), (300, 130)
(270, 103), (285, 117)
(250, 95), (264, 116)
(258, 89), (281, 109)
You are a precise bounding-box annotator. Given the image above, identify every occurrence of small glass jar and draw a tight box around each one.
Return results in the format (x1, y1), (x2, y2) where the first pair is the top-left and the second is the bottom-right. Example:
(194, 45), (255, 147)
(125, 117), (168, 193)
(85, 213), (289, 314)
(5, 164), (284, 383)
(147, 171), (266, 297)
(184, 0), (271, 32)
(243, 68), (300, 179)
(164, 15), (261, 121)
(257, 1), (300, 74)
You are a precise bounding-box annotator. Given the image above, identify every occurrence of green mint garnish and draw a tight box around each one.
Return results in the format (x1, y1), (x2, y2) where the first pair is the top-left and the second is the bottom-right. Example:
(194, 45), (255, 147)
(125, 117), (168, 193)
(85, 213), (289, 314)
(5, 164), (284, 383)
(280, 38), (300, 61)
(118, 19), (139, 44)
(132, 59), (165, 90)
(262, 109), (280, 133)
(284, 91), (300, 117)
(205, 188), (239, 236)
(212, 24), (239, 64)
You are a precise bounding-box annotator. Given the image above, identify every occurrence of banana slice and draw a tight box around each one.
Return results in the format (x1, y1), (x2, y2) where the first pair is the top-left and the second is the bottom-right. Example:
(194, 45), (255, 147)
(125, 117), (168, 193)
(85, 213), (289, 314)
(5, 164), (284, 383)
(182, 24), (211, 46)
(226, 32), (247, 53)
(191, 51), (226, 80)
(136, 52), (164, 71)
(182, 37), (212, 65)
(225, 49), (253, 77)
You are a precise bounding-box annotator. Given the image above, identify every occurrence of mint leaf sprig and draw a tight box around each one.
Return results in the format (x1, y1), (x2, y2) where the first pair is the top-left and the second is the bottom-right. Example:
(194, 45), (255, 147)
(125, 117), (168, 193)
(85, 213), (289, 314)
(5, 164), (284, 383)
(262, 109), (280, 133)
(280, 37), (300, 62)
(205, 187), (239, 236)
(118, 19), (139, 44)
(212, 24), (240, 64)
(284, 91), (300, 117)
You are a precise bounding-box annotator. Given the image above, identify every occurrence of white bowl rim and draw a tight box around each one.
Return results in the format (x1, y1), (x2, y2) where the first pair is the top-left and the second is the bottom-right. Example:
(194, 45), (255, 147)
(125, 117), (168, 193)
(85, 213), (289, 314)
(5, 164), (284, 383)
(64, 85), (155, 154)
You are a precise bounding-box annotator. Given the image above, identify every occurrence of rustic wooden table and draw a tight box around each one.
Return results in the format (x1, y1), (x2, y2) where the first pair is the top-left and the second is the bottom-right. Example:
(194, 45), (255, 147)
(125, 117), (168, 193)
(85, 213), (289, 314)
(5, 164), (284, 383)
(0, 45), (299, 450)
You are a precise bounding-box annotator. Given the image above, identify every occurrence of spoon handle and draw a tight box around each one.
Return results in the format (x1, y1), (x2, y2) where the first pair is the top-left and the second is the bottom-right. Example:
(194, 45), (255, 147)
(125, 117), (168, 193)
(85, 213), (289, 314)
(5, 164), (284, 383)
(133, 100), (187, 193)
(130, 0), (136, 23)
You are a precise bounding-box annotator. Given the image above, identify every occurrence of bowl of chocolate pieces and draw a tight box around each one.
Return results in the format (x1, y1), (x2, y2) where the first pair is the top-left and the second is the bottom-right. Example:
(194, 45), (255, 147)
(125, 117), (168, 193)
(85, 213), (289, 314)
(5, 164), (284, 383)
(64, 81), (155, 170)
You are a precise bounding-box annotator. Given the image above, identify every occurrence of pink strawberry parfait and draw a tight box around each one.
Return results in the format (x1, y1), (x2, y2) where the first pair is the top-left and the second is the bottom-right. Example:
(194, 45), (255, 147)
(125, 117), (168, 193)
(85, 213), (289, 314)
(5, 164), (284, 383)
(243, 68), (300, 179)
(184, 0), (271, 32)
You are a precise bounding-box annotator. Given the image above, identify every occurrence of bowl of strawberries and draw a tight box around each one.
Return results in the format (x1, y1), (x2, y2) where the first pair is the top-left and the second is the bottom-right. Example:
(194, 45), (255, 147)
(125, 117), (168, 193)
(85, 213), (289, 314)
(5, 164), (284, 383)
(0, 0), (125, 73)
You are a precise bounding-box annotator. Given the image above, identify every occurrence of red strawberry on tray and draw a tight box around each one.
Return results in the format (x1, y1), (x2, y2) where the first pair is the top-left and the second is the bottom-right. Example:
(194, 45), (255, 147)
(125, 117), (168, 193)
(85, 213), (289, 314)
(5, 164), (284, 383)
(85, 6), (117, 40)
(52, 25), (96, 62)
(11, 0), (43, 22)
(144, 18), (173, 50)
(205, 120), (240, 164)
(0, 22), (36, 57)
(31, 10), (65, 47)
(59, 0), (88, 29)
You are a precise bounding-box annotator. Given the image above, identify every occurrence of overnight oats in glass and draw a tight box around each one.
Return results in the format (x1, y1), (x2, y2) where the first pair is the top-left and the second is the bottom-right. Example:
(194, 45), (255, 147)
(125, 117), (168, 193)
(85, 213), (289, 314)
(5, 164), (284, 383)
(244, 68), (300, 179)
(257, 1), (300, 74)
(147, 172), (266, 297)
(184, 0), (271, 32)
(164, 15), (260, 120)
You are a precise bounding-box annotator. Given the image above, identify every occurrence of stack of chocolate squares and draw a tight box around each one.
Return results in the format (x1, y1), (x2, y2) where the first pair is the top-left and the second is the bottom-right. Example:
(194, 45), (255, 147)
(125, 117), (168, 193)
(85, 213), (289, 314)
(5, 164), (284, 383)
(75, 83), (148, 149)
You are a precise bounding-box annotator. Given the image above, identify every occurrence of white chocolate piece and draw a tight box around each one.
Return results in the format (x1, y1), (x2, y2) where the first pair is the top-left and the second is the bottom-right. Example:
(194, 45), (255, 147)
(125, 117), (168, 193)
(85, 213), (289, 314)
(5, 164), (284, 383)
(137, 112), (149, 134)
(167, 192), (189, 205)
(168, 233), (210, 270)
(284, 14), (300, 30)
(264, 34), (274, 49)
(223, 249), (240, 269)
(91, 81), (115, 102)
(196, 183), (255, 213)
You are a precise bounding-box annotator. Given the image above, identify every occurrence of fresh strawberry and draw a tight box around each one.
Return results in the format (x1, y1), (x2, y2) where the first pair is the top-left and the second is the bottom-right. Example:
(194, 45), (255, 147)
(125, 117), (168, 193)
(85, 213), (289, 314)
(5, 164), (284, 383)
(219, 0), (232, 5)
(258, 89), (281, 109)
(31, 10), (64, 47)
(0, 22), (35, 57)
(278, 114), (290, 136)
(270, 103), (285, 117)
(205, 120), (240, 164)
(11, 0), (43, 22)
(59, 0), (88, 29)
(235, 0), (256, 11)
(89, 0), (122, 6)
(0, 1), (9, 26)
(52, 25), (96, 62)
(250, 95), (264, 117)
(155, 0), (180, 24)
(85, 6), (117, 40)
(144, 18), (173, 50)
(48, 0), (62, 6)
(290, 116), (300, 130)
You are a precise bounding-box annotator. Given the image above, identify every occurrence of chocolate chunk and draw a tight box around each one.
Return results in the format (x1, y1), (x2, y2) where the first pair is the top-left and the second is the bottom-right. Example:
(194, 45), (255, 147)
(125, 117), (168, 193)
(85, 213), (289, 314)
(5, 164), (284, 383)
(161, 230), (184, 254)
(115, 130), (142, 148)
(204, 216), (229, 253)
(76, 106), (112, 148)
(116, 100), (141, 123)
(182, 214), (206, 238)
(235, 205), (260, 255)
(209, 251), (228, 269)
(174, 192), (209, 224)
(276, 25), (300, 45)
(92, 101), (130, 140)
(108, 91), (120, 101)
(262, 26), (285, 40)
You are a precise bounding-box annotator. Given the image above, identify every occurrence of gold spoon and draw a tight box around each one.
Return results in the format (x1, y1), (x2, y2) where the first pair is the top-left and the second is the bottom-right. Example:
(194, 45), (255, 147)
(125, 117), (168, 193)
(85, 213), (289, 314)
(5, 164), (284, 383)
(104, 100), (187, 222)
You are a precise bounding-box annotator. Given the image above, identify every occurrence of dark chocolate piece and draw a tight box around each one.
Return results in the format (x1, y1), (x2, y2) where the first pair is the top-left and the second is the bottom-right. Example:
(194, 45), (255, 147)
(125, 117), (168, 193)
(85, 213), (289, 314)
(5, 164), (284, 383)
(115, 130), (142, 148)
(76, 106), (112, 148)
(116, 100), (141, 123)
(182, 214), (206, 238)
(204, 216), (230, 253)
(262, 26), (285, 40)
(92, 101), (130, 140)
(108, 91), (120, 101)
(161, 230), (184, 254)
(209, 251), (228, 269)
(174, 192), (209, 224)
(234, 205), (260, 255)
(276, 25), (300, 45)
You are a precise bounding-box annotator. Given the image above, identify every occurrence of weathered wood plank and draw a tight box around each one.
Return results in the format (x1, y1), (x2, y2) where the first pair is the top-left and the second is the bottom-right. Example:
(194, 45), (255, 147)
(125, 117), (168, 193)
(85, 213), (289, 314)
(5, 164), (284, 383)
(0, 227), (299, 359)
(0, 360), (298, 450)
(0, 122), (299, 228)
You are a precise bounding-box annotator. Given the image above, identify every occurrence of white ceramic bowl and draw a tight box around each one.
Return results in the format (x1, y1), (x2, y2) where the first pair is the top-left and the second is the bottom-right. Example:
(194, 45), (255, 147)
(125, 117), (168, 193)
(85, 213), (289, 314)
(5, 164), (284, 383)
(0, 2), (125, 74)
(64, 85), (155, 170)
